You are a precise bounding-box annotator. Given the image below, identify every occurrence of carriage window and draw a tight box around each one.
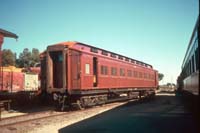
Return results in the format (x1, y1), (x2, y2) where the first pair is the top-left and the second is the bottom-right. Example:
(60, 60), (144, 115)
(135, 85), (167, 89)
(85, 64), (90, 74)
(192, 55), (195, 73)
(139, 72), (143, 78)
(125, 58), (129, 62)
(111, 53), (116, 58)
(131, 60), (135, 64)
(91, 47), (98, 53)
(152, 74), (154, 80)
(102, 51), (108, 56)
(133, 71), (138, 77)
(58, 54), (63, 62)
(189, 60), (192, 74)
(111, 67), (117, 76)
(120, 68), (125, 76)
(187, 63), (190, 76)
(144, 73), (147, 79)
(148, 74), (151, 79)
(195, 47), (199, 70)
(101, 65), (108, 75)
(118, 56), (123, 60)
(127, 70), (132, 77)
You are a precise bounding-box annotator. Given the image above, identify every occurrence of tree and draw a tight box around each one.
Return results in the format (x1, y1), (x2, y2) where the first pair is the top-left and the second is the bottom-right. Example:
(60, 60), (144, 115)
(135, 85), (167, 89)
(16, 48), (40, 67)
(18, 48), (32, 67)
(166, 83), (171, 86)
(158, 73), (164, 81)
(31, 48), (40, 66)
(2, 49), (15, 66)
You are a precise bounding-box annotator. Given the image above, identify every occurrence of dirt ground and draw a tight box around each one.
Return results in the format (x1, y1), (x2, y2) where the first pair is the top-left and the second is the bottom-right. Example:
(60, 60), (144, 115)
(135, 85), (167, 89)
(0, 92), (199, 133)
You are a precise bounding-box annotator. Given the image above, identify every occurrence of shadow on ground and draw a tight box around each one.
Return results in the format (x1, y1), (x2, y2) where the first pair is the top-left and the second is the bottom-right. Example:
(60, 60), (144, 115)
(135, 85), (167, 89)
(59, 93), (199, 133)
(2, 93), (56, 114)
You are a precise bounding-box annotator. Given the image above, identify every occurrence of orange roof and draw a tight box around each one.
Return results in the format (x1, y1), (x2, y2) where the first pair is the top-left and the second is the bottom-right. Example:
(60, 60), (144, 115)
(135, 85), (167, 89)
(53, 41), (77, 47)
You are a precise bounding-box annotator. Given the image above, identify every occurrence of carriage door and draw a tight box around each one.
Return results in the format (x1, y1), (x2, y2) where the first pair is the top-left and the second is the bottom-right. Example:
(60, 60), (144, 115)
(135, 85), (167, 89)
(93, 57), (98, 87)
(71, 50), (81, 89)
(49, 51), (63, 89)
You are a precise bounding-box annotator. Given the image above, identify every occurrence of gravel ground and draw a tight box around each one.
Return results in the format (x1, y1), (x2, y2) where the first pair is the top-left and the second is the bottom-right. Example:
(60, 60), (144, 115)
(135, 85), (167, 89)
(0, 102), (127, 133)
(1, 110), (27, 119)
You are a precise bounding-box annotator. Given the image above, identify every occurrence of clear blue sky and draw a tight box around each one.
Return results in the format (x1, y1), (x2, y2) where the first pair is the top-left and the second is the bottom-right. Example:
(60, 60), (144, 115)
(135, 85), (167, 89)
(0, 0), (199, 84)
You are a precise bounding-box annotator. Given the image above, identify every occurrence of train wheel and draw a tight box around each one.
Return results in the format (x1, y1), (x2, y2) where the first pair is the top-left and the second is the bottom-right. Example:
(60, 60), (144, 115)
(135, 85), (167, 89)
(76, 100), (85, 110)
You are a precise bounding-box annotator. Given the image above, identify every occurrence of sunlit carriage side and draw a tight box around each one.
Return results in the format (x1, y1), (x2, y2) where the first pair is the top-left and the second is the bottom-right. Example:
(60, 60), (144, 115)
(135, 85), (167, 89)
(41, 41), (158, 110)
(177, 16), (199, 96)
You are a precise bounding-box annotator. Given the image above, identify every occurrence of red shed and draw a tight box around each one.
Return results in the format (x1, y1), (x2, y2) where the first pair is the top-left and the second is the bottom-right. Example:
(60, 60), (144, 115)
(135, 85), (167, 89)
(0, 29), (18, 90)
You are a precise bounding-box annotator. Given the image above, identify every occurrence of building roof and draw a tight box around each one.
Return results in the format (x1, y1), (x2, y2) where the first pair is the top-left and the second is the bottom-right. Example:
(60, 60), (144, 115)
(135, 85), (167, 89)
(0, 28), (18, 39)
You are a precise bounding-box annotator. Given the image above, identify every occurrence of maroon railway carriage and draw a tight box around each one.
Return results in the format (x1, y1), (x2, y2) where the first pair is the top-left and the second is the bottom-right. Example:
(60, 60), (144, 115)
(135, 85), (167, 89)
(41, 41), (158, 110)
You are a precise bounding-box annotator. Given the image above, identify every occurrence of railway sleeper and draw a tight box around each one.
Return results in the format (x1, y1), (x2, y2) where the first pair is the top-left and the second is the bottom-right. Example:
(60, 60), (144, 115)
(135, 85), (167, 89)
(53, 93), (69, 111)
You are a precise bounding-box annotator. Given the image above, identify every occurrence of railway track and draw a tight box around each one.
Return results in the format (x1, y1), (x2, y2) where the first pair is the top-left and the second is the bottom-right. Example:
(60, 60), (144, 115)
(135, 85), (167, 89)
(0, 100), (131, 128)
(0, 110), (66, 127)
